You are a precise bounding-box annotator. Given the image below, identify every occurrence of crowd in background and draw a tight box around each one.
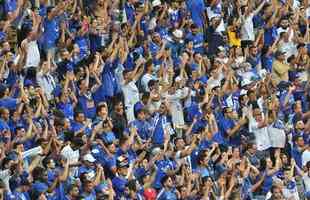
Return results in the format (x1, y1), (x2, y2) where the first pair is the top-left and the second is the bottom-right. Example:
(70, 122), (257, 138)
(0, 0), (309, 199)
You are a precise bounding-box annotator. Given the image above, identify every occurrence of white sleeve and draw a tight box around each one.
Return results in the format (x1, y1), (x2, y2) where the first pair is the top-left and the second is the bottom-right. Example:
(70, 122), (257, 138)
(22, 146), (43, 159)
(248, 117), (258, 132)
(0, 169), (10, 180)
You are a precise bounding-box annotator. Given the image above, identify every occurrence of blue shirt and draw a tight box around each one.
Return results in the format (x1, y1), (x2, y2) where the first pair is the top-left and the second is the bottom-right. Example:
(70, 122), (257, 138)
(0, 97), (18, 110)
(71, 121), (92, 136)
(75, 36), (90, 59)
(81, 190), (96, 200)
(151, 114), (169, 145)
(125, 3), (135, 25)
(218, 116), (239, 146)
(77, 93), (96, 119)
(42, 17), (60, 49)
(291, 146), (303, 168)
(157, 188), (178, 200)
(186, 32), (205, 54)
(96, 60), (120, 100)
(112, 176), (128, 198)
(57, 100), (74, 121)
(186, 0), (206, 28)
(131, 119), (152, 141)
(153, 159), (177, 189)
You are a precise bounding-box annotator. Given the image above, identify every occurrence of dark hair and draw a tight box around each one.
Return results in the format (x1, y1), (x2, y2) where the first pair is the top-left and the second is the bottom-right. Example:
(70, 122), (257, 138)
(32, 166), (45, 181)
(160, 175), (171, 186)
(42, 157), (53, 169)
(96, 103), (107, 115)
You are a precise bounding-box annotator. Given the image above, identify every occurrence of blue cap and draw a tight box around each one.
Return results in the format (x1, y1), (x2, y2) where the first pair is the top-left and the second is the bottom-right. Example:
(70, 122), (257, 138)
(134, 102), (145, 118)
(95, 182), (109, 193)
(101, 132), (116, 144)
(134, 167), (150, 180)
(32, 182), (48, 193)
(24, 79), (34, 87)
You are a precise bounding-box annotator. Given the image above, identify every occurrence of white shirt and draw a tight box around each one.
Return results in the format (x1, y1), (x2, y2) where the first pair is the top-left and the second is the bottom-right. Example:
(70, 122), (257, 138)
(22, 146), (43, 159)
(164, 87), (189, 127)
(24, 40), (40, 68)
(241, 13), (255, 41)
(0, 169), (11, 192)
(122, 80), (140, 122)
(302, 149), (310, 167)
(141, 73), (155, 92)
(61, 145), (80, 176)
(282, 179), (300, 200)
(249, 115), (272, 151)
(303, 173), (310, 192)
(37, 71), (56, 100)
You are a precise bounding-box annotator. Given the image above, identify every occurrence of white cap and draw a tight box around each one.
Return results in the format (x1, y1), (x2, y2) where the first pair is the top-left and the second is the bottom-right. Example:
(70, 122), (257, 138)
(152, 0), (161, 7)
(83, 153), (96, 163)
(241, 78), (252, 87)
(240, 89), (248, 95)
(172, 29), (183, 39)
(175, 76), (182, 82)
(85, 171), (96, 180)
(218, 46), (225, 52)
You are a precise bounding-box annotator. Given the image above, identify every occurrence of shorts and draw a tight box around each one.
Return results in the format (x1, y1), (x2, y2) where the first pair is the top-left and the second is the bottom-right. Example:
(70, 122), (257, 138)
(241, 40), (253, 48)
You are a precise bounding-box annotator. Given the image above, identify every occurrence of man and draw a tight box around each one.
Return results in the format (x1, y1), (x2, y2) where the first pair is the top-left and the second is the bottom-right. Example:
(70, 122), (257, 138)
(20, 10), (41, 70)
(248, 107), (272, 154)
(151, 102), (174, 147)
(112, 155), (131, 199)
(240, 0), (266, 48)
(272, 50), (291, 85)
(131, 106), (152, 142)
(141, 59), (156, 92)
(41, 2), (65, 55)
(64, 184), (79, 200)
(156, 175), (178, 200)
(218, 106), (247, 147)
(122, 58), (145, 122)
(36, 59), (56, 101)
(110, 99), (127, 139)
(185, 0), (206, 29)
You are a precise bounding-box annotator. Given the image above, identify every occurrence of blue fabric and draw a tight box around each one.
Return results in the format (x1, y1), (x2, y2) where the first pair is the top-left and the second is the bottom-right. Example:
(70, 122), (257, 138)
(77, 94), (96, 119)
(186, 0), (205, 28)
(153, 159), (177, 189)
(112, 176), (128, 197)
(131, 119), (152, 141)
(4, 0), (17, 14)
(42, 17), (60, 49)
(218, 116), (239, 146)
(0, 97), (18, 110)
(74, 36), (90, 59)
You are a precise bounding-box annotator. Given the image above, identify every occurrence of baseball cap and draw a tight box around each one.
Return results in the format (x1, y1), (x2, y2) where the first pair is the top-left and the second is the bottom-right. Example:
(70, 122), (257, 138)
(83, 153), (96, 163)
(152, 0), (161, 7)
(172, 29), (183, 39)
(116, 155), (129, 168)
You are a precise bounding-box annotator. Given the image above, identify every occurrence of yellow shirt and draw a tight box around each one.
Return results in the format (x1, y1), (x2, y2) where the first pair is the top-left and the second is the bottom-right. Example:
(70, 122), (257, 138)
(272, 60), (291, 84)
(228, 29), (241, 47)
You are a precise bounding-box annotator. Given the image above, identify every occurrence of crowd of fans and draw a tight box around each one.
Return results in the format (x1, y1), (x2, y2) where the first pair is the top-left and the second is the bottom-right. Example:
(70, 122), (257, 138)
(0, 0), (309, 199)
